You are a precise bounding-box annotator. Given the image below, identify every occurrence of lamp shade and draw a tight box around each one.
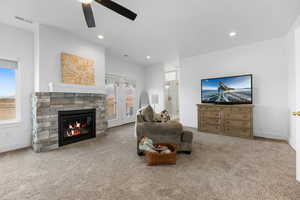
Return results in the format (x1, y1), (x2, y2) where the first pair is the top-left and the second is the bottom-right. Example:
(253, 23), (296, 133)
(151, 94), (159, 104)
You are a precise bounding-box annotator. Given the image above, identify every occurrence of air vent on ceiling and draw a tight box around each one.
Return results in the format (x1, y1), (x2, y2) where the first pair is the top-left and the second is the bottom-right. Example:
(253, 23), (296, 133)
(15, 16), (33, 24)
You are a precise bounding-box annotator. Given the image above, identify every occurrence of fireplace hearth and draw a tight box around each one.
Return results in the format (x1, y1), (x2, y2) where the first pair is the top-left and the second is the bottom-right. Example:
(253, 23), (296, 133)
(59, 109), (96, 146)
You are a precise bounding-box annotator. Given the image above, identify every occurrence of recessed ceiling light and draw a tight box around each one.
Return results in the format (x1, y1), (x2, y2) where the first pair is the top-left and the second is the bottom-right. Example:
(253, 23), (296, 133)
(229, 32), (237, 37)
(146, 56), (151, 60)
(97, 35), (104, 40)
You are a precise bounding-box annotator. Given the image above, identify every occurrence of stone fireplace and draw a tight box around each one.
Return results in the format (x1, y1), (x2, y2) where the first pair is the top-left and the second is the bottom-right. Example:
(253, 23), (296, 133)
(32, 92), (107, 152)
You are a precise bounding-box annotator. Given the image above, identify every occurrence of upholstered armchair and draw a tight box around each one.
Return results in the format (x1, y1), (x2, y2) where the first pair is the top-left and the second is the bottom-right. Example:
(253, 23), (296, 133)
(135, 105), (193, 155)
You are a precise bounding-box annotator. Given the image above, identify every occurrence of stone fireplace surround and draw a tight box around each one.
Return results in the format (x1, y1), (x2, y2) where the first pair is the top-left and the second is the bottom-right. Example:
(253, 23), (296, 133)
(32, 92), (107, 152)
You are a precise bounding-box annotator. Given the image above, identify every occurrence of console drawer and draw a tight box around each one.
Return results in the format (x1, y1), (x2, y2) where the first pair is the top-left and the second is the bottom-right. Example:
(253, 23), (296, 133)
(200, 124), (222, 133)
(201, 118), (221, 125)
(224, 120), (251, 128)
(201, 111), (221, 119)
(225, 113), (250, 121)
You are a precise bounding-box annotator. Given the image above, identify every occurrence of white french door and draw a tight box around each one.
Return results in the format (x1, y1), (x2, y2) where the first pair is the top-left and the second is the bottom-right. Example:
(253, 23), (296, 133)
(105, 74), (137, 128)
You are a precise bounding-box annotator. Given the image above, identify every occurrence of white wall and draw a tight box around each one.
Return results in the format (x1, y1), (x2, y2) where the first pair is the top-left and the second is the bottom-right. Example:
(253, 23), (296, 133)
(145, 64), (165, 113)
(106, 53), (145, 97)
(287, 16), (300, 150)
(180, 38), (289, 140)
(0, 23), (34, 153)
(37, 24), (106, 92)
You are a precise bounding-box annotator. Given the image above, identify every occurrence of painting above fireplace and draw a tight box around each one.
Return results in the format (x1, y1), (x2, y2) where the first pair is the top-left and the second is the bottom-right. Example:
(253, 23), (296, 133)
(61, 52), (96, 86)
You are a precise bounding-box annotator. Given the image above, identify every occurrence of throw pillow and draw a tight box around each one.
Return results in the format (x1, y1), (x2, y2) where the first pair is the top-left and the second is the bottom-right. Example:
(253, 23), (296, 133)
(160, 110), (171, 123)
(141, 105), (154, 122)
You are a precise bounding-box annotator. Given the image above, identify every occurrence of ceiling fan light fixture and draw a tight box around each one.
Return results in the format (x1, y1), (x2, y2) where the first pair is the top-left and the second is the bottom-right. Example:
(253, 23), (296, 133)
(79, 0), (137, 28)
(78, 0), (94, 4)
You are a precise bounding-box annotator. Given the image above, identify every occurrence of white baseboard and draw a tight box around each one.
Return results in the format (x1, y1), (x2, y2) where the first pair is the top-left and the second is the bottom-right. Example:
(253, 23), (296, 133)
(288, 138), (296, 151)
(253, 130), (288, 141)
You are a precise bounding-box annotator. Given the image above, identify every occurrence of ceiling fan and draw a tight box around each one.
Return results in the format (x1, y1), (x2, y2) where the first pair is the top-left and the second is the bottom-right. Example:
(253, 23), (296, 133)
(78, 0), (137, 28)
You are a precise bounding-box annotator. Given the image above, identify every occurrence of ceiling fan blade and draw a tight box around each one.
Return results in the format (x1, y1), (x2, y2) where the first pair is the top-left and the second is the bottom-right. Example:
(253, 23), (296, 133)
(82, 3), (96, 28)
(95, 0), (137, 21)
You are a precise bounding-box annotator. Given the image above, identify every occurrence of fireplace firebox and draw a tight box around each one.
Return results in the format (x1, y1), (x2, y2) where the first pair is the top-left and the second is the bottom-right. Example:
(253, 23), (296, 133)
(58, 109), (96, 146)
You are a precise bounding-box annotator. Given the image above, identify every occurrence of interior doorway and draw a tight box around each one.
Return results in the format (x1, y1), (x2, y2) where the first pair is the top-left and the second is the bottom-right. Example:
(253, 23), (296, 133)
(164, 70), (179, 120)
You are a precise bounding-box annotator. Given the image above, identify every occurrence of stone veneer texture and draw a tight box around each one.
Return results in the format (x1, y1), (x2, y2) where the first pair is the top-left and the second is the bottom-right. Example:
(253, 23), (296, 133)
(32, 92), (107, 152)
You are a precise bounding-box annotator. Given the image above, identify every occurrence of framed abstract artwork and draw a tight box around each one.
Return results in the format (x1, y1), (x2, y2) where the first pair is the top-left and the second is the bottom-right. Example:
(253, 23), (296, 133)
(61, 52), (95, 85)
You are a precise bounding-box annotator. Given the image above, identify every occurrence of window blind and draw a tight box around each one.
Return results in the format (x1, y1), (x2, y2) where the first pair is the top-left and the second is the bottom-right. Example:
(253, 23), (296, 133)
(0, 59), (18, 69)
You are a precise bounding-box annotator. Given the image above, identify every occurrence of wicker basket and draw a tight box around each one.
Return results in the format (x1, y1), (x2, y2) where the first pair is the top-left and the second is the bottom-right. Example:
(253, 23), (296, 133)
(145, 144), (177, 166)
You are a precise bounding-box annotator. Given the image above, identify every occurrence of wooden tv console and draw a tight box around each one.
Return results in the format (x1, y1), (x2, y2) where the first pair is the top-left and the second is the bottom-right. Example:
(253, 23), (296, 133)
(197, 104), (254, 138)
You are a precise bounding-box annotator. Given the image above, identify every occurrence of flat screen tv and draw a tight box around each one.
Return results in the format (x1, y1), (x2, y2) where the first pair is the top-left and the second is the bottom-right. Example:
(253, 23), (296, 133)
(201, 74), (253, 104)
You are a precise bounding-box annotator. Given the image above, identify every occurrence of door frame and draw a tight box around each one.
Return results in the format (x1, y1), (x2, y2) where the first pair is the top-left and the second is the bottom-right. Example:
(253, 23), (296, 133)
(295, 27), (300, 182)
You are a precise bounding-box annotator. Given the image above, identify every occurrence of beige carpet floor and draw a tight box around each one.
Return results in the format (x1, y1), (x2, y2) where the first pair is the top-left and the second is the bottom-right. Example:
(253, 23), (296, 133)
(1, 124), (299, 200)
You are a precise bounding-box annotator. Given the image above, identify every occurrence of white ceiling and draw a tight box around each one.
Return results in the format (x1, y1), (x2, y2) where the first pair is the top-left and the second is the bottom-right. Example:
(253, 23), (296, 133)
(0, 0), (299, 66)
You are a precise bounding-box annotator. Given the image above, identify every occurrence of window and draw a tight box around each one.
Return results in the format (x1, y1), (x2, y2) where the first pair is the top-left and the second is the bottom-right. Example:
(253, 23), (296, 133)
(165, 71), (177, 82)
(0, 59), (17, 121)
(105, 74), (120, 121)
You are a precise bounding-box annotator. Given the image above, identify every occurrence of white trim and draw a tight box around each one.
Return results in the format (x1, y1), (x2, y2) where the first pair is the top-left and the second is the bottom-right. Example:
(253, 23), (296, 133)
(34, 23), (40, 92)
(0, 56), (21, 63)
(48, 82), (106, 94)
(15, 60), (21, 122)
(289, 138), (296, 151)
(0, 120), (21, 128)
(0, 59), (18, 69)
(253, 130), (288, 141)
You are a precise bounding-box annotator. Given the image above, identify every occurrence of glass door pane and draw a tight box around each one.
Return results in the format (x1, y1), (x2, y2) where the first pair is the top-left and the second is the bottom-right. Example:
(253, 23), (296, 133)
(124, 84), (136, 118)
(165, 80), (179, 120)
(106, 83), (117, 121)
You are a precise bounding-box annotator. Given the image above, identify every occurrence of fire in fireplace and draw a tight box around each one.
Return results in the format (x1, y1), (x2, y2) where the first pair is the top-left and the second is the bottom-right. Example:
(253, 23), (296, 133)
(58, 109), (96, 146)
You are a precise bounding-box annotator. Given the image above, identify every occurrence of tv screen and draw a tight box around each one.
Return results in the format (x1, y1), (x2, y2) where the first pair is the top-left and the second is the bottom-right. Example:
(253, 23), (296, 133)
(201, 74), (252, 104)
